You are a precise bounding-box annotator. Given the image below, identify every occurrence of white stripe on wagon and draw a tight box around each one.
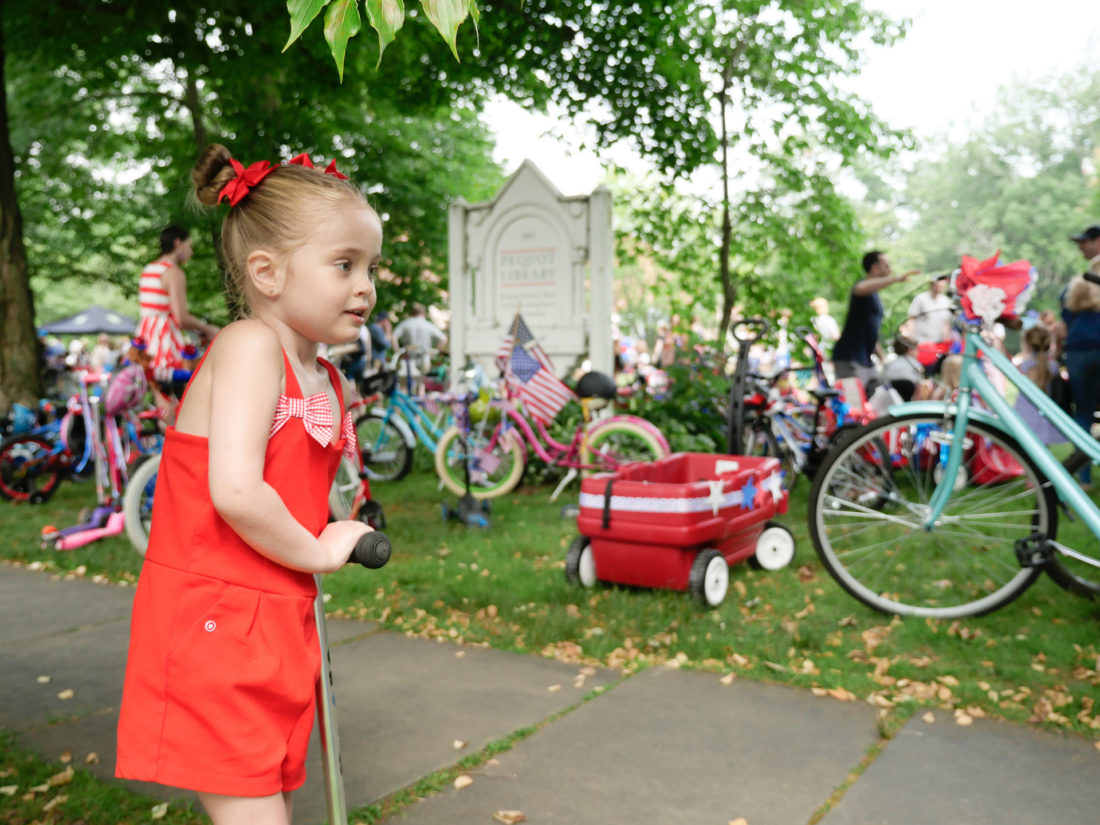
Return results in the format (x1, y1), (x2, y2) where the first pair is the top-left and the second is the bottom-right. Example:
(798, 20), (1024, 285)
(577, 472), (782, 515)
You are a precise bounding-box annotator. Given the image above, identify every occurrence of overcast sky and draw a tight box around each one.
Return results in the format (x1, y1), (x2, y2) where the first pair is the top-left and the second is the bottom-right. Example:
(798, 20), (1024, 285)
(487, 1), (1100, 195)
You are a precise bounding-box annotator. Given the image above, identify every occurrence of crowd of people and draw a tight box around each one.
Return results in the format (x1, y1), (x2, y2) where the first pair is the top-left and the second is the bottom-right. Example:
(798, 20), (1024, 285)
(819, 226), (1100, 466)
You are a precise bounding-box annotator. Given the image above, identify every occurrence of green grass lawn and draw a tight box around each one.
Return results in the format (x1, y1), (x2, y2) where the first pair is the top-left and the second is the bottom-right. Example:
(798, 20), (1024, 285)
(1, 454), (1098, 822)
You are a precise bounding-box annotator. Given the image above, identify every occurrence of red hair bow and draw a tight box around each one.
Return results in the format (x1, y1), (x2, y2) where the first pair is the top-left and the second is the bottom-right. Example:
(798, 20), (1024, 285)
(217, 159), (277, 207)
(287, 153), (349, 180)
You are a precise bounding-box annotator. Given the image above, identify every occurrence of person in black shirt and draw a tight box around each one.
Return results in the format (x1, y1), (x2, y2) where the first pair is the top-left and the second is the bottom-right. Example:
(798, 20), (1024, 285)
(831, 250), (918, 396)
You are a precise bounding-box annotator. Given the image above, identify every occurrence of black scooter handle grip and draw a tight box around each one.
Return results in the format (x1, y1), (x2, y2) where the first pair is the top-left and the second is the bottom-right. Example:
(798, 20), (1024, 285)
(349, 530), (392, 569)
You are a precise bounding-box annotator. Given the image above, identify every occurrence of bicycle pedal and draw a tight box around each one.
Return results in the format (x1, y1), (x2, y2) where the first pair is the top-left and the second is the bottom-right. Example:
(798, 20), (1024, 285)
(1013, 532), (1053, 568)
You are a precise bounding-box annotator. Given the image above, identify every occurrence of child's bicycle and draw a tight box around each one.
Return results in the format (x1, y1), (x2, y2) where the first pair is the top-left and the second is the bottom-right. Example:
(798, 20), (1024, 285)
(737, 325), (873, 491)
(807, 253), (1100, 618)
(433, 370), (671, 501)
(352, 348), (454, 482)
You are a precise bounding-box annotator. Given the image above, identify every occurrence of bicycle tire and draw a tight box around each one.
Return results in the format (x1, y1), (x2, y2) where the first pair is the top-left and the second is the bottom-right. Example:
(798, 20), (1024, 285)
(808, 412), (1052, 618)
(0, 434), (66, 502)
(355, 410), (413, 482)
(584, 418), (668, 473)
(123, 452), (161, 555)
(741, 419), (798, 490)
(1047, 449), (1100, 599)
(434, 424), (526, 500)
(328, 455), (363, 521)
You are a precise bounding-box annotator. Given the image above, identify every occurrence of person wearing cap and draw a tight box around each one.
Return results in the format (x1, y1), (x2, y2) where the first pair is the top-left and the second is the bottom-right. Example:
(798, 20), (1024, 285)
(1060, 224), (1100, 485)
(831, 250), (919, 396)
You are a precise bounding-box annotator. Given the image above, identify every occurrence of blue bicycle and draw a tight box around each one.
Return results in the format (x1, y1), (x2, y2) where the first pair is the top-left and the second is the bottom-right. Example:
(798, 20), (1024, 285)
(354, 351), (453, 482)
(808, 262), (1100, 617)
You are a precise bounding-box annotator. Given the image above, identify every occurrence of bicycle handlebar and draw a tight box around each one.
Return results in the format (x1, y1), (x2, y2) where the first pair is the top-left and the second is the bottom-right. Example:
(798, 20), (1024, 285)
(349, 530), (392, 569)
(731, 317), (771, 344)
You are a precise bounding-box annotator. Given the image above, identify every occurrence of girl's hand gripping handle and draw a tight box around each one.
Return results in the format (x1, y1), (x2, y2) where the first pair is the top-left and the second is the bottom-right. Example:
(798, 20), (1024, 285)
(349, 530), (391, 568)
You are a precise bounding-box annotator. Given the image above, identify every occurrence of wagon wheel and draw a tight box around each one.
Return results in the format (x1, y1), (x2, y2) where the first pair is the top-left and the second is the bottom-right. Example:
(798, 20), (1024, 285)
(689, 548), (728, 608)
(751, 522), (796, 571)
(565, 536), (597, 588)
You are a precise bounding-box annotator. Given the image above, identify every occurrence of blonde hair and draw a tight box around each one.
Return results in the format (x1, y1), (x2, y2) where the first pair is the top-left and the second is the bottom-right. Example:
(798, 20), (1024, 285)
(1023, 325), (1052, 390)
(191, 143), (370, 318)
(939, 355), (963, 392)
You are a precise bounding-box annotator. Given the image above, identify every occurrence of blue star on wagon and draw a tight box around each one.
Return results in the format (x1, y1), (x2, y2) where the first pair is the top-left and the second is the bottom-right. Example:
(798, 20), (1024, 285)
(738, 477), (757, 511)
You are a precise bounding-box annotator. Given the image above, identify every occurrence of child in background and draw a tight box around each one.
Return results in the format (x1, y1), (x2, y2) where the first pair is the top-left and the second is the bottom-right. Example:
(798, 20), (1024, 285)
(116, 144), (381, 825)
(1013, 324), (1066, 445)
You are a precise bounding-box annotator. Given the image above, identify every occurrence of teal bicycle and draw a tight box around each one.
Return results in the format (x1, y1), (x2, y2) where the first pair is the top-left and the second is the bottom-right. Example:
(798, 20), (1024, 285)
(809, 260), (1100, 618)
(354, 350), (452, 482)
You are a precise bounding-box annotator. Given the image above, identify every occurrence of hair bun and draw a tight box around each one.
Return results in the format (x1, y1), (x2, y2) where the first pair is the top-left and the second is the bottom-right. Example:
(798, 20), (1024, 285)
(191, 144), (237, 207)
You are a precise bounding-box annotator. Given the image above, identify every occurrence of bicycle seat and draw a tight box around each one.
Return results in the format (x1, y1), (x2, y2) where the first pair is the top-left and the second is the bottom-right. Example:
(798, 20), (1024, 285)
(810, 386), (840, 401)
(575, 371), (617, 404)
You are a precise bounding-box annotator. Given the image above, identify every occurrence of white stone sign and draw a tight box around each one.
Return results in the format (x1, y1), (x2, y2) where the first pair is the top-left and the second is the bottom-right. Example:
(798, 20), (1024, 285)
(447, 161), (613, 383)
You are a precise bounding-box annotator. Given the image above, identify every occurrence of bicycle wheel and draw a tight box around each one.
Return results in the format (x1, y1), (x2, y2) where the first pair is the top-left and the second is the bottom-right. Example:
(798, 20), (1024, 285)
(741, 419), (798, 490)
(1047, 449), (1100, 599)
(355, 410), (413, 482)
(434, 424), (526, 500)
(123, 452), (161, 555)
(585, 419), (668, 472)
(0, 434), (65, 502)
(328, 455), (362, 521)
(808, 412), (1053, 618)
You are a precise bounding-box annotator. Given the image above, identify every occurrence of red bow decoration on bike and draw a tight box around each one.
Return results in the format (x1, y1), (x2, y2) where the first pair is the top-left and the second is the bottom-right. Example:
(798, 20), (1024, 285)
(270, 394), (358, 461)
(287, 153), (349, 180)
(217, 159), (277, 207)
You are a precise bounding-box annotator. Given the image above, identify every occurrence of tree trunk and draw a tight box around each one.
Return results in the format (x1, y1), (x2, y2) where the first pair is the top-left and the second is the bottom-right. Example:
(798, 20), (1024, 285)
(0, 14), (43, 414)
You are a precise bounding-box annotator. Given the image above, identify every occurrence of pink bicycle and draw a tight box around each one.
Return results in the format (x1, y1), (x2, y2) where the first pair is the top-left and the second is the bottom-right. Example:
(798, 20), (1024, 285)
(434, 371), (671, 501)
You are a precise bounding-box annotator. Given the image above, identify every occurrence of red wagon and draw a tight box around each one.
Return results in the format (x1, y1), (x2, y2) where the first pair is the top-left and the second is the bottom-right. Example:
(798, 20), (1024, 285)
(567, 452), (794, 607)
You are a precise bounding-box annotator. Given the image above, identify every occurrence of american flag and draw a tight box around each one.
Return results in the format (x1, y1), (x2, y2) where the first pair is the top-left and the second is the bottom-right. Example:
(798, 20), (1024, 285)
(497, 313), (575, 424)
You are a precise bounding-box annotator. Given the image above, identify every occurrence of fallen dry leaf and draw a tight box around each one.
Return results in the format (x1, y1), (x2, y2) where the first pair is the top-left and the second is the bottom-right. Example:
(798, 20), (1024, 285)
(58, 750), (72, 764)
(41, 794), (67, 813)
(493, 811), (526, 824)
(954, 710), (974, 726)
(453, 739), (468, 751)
(827, 687), (857, 702)
(37, 675), (51, 684)
(0, 786), (17, 797)
(56, 689), (74, 700)
(922, 711), (936, 723)
(453, 775), (473, 790)
(729, 819), (749, 825)
(85, 752), (100, 765)
(547, 684), (561, 693)
(733, 580), (747, 597)
(48, 766), (73, 787)
(151, 801), (169, 819)
(719, 672), (736, 686)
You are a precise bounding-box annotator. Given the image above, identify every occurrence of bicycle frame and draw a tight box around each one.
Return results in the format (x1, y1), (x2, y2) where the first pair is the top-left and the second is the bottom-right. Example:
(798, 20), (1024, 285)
(903, 327), (1100, 569)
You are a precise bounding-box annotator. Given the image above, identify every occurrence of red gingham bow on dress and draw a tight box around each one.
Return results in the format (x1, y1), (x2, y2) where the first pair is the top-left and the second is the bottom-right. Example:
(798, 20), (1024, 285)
(269, 393), (358, 461)
(217, 153), (349, 207)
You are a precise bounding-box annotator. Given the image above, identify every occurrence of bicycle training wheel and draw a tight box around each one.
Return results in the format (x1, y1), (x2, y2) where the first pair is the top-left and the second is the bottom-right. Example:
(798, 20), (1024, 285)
(584, 419), (668, 473)
(0, 434), (66, 503)
(808, 412), (1054, 618)
(123, 452), (161, 555)
(355, 410), (413, 482)
(1047, 450), (1100, 599)
(434, 424), (526, 500)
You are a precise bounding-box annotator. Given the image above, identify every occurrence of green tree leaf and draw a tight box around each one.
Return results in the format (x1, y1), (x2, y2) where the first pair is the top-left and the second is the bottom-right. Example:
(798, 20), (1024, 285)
(324, 0), (363, 81)
(284, 0), (329, 51)
(421, 0), (473, 62)
(365, 0), (405, 68)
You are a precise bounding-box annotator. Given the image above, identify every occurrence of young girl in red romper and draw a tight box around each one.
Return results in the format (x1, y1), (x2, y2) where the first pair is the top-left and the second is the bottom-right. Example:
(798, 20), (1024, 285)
(116, 143), (381, 825)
